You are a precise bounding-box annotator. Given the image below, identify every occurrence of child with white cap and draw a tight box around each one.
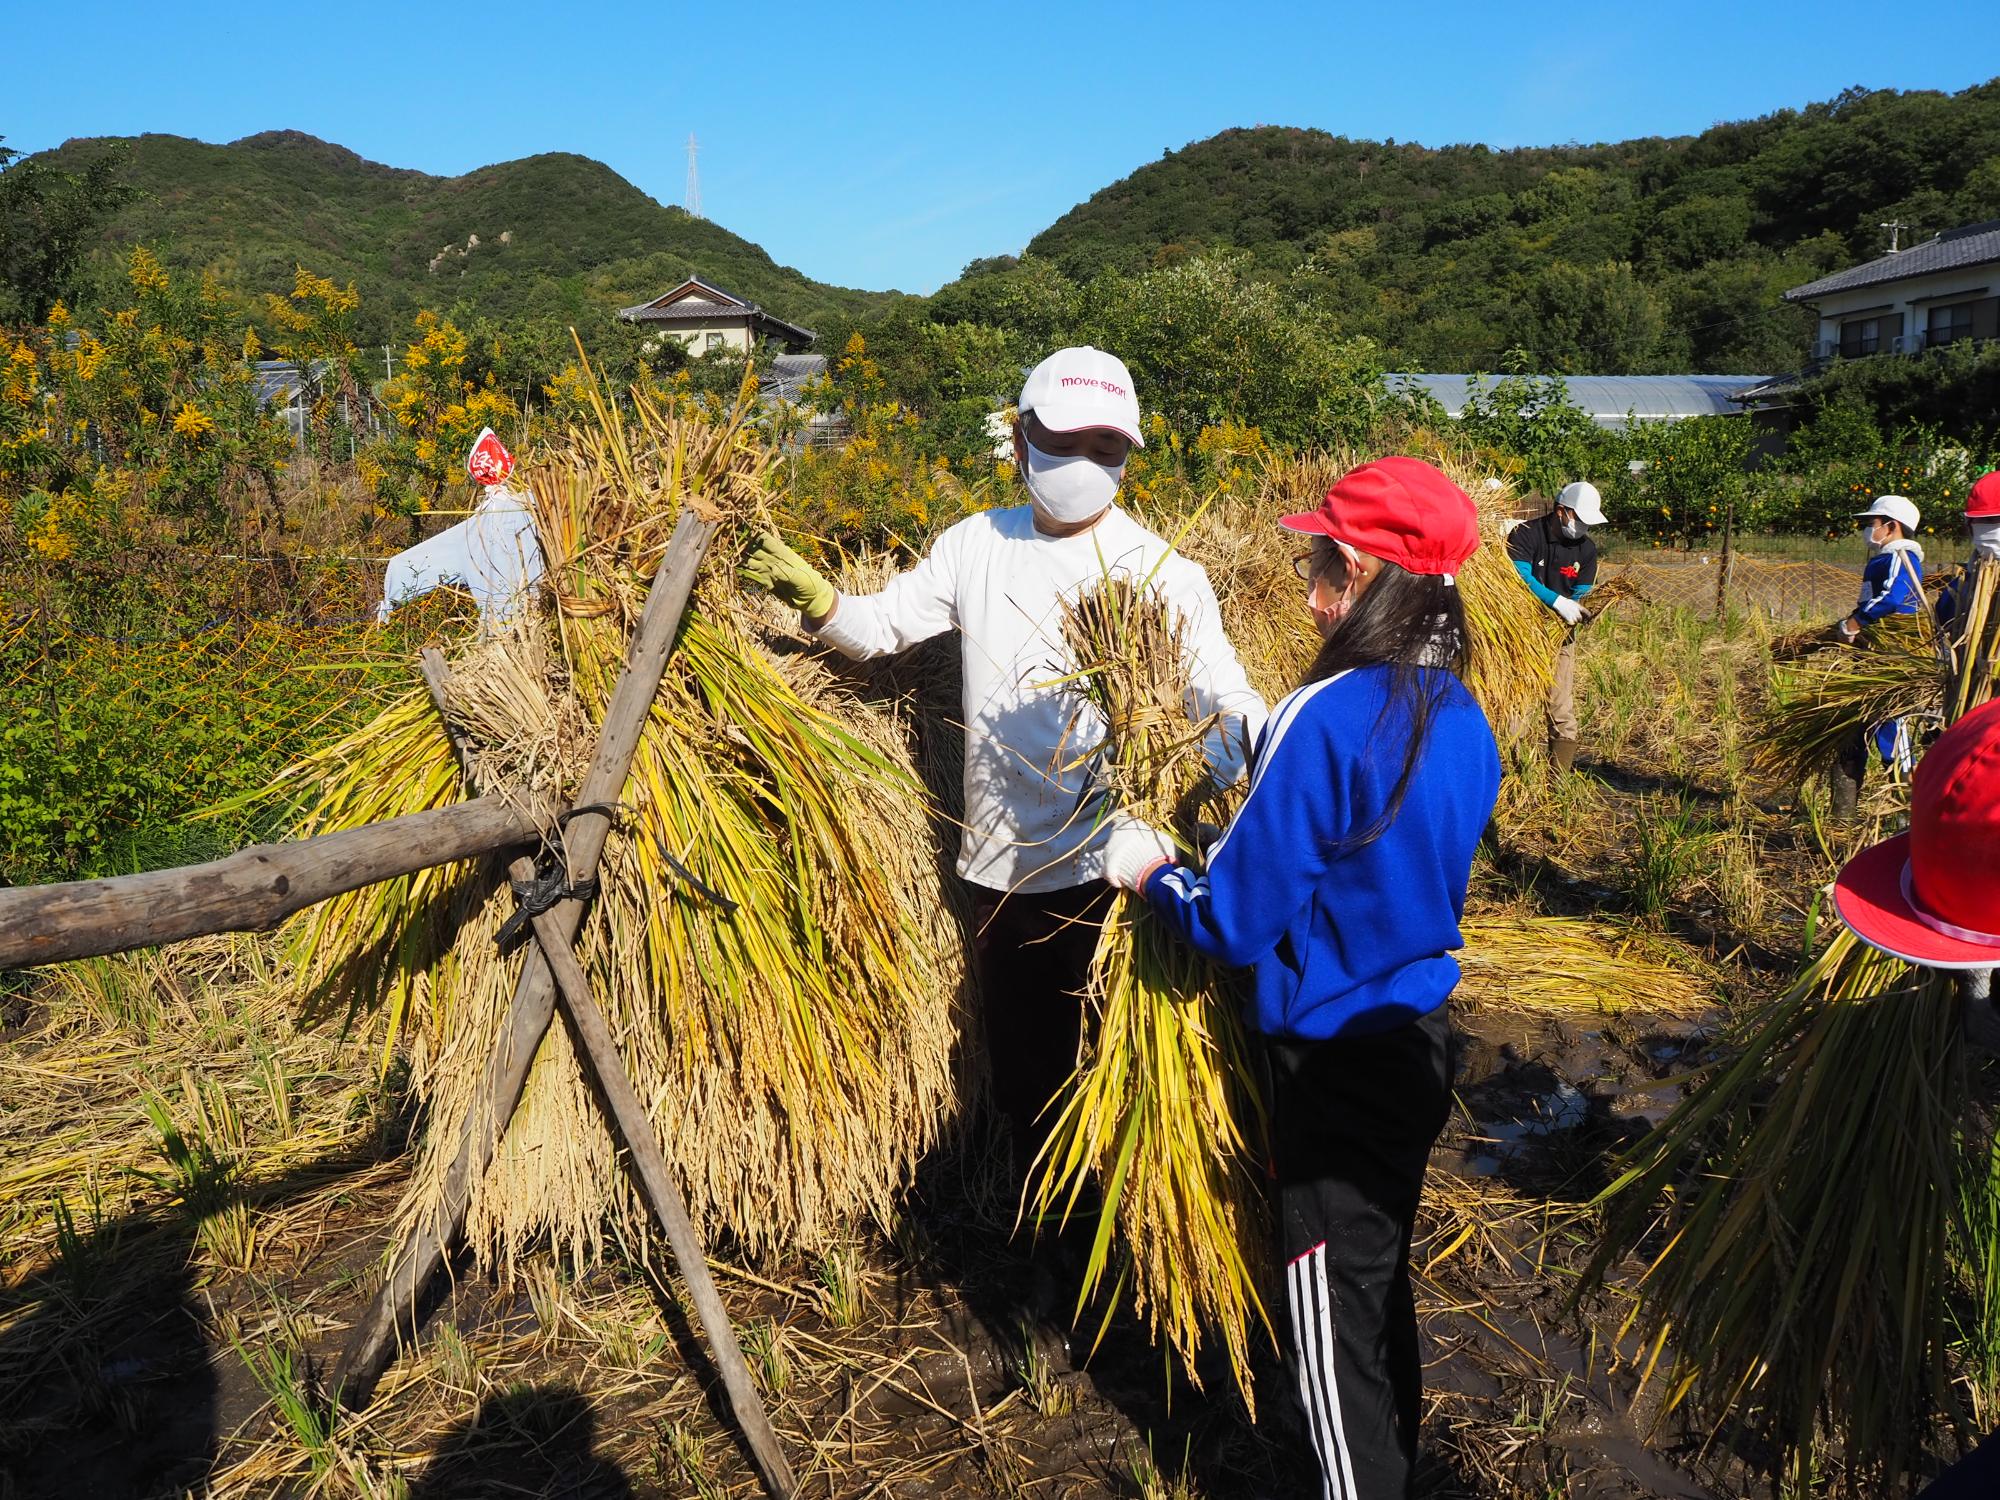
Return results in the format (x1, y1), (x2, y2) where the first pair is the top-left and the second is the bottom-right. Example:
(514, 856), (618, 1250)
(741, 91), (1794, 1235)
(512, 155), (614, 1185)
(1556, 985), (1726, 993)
(741, 347), (1266, 1174)
(1828, 493), (1926, 819)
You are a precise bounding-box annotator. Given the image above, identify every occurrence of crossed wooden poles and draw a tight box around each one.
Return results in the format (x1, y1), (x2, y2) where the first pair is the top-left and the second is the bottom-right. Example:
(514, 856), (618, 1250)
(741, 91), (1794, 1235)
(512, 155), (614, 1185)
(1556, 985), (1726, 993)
(0, 514), (795, 1498)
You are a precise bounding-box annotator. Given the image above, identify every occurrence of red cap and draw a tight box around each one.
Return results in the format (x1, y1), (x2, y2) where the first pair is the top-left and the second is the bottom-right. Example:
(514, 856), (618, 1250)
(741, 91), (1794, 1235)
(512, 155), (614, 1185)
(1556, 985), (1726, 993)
(1833, 697), (2000, 969)
(1279, 456), (1480, 579)
(1968, 470), (2000, 519)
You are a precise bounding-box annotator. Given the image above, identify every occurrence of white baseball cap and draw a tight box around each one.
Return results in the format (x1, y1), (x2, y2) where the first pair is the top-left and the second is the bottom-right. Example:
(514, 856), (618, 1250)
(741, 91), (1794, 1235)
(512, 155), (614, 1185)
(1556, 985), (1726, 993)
(1018, 347), (1144, 448)
(1557, 480), (1606, 527)
(1855, 494), (1920, 533)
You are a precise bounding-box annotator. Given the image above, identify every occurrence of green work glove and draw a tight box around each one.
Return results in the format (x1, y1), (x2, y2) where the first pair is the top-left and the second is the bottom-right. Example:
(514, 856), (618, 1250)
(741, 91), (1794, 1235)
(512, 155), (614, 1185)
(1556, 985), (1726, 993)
(741, 529), (836, 621)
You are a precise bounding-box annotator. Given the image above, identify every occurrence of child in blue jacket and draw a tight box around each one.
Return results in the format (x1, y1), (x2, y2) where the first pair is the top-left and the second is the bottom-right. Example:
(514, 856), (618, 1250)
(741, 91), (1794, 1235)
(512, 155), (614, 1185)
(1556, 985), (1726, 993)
(1104, 456), (1501, 1499)
(1830, 495), (1925, 816)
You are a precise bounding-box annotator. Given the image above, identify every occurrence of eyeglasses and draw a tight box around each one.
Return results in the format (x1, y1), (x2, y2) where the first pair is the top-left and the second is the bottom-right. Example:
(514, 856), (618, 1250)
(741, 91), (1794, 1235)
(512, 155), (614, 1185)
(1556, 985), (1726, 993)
(1291, 550), (1316, 582)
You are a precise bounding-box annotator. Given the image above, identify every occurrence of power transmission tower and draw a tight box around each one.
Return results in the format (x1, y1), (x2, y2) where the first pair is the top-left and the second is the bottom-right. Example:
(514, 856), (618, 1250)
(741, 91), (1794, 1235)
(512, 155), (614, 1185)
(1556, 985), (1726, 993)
(686, 134), (702, 220)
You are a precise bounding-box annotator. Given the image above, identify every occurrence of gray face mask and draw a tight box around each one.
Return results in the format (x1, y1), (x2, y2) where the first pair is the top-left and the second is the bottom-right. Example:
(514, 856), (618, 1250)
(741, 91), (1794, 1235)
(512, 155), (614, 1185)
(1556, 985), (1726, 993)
(1974, 517), (2000, 561)
(1560, 515), (1585, 541)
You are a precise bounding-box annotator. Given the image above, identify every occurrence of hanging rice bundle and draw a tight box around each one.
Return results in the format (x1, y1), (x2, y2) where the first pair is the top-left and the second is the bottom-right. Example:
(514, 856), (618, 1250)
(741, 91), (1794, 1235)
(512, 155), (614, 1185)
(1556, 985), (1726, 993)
(1582, 928), (1976, 1491)
(1441, 463), (1564, 751)
(1028, 575), (1271, 1408)
(268, 373), (969, 1270)
(1583, 571), (2000, 1490)
(1456, 913), (1719, 1021)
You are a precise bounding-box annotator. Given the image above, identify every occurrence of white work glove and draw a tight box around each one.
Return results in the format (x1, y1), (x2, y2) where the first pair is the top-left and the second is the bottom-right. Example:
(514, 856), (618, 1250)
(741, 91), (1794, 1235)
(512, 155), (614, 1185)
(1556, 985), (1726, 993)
(1102, 814), (1176, 892)
(1551, 594), (1587, 626)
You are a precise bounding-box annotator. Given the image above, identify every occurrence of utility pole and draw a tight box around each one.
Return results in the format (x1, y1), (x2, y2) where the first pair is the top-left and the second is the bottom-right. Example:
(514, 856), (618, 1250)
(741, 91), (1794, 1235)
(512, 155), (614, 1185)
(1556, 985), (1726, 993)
(686, 133), (702, 220)
(383, 344), (395, 382)
(1879, 219), (1909, 253)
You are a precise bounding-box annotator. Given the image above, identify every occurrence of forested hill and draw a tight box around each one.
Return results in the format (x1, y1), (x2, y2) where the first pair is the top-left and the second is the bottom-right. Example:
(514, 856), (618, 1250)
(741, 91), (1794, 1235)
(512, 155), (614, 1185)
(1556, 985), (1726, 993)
(36, 130), (898, 340)
(1014, 82), (2000, 374)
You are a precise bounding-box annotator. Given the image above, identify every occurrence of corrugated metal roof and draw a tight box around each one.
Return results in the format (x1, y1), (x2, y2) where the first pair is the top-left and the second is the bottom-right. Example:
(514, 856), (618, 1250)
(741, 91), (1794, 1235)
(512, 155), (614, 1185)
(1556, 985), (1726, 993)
(1388, 373), (1771, 427)
(1784, 220), (2000, 302)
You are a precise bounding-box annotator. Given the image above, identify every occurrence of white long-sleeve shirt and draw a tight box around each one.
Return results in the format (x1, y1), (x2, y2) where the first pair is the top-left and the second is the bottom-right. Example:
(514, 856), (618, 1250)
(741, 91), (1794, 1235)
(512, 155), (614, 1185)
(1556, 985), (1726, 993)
(815, 504), (1268, 894)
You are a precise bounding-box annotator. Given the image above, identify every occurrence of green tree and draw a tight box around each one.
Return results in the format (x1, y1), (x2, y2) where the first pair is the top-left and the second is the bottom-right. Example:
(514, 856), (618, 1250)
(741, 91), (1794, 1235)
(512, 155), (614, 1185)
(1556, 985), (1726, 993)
(1456, 367), (1618, 498)
(0, 138), (133, 324)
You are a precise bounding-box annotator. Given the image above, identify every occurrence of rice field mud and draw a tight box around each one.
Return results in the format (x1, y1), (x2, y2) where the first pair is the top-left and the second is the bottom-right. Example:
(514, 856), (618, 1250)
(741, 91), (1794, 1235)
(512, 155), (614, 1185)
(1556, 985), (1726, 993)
(2, 593), (1877, 1500)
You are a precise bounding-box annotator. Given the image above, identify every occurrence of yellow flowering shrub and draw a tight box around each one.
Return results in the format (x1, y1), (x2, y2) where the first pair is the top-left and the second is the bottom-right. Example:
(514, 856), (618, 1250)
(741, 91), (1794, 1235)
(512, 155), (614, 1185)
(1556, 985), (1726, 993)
(360, 310), (519, 526)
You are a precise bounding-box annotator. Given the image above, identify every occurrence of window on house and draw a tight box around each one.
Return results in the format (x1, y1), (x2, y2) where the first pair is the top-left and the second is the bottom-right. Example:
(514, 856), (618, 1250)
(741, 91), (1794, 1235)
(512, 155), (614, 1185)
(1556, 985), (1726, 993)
(1839, 318), (1881, 357)
(705, 331), (728, 352)
(1928, 303), (1975, 347)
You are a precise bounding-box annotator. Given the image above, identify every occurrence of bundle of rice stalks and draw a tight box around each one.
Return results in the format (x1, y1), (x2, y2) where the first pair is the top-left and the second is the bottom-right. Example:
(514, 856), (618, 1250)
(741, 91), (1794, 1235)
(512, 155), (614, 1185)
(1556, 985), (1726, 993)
(1456, 914), (1718, 1021)
(1756, 611), (1943, 788)
(268, 372), (969, 1270)
(1028, 575), (1271, 1407)
(1585, 584), (2000, 1491)
(1582, 927), (1977, 1491)
(1164, 488), (1317, 702)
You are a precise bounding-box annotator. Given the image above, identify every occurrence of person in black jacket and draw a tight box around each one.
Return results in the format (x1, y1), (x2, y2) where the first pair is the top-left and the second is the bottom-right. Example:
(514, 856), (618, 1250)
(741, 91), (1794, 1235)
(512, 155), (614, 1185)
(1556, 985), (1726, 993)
(1507, 481), (1602, 772)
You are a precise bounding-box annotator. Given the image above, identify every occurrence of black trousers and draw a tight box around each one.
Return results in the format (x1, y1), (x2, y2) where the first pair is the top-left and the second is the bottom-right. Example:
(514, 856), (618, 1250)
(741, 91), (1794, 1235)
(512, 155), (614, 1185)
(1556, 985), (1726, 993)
(969, 880), (1113, 1171)
(1267, 1004), (1453, 1500)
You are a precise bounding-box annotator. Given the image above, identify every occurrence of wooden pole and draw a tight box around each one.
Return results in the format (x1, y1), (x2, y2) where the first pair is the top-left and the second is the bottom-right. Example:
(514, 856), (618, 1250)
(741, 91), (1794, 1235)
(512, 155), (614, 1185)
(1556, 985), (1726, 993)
(330, 513), (717, 1367)
(411, 648), (795, 1496)
(0, 794), (552, 971)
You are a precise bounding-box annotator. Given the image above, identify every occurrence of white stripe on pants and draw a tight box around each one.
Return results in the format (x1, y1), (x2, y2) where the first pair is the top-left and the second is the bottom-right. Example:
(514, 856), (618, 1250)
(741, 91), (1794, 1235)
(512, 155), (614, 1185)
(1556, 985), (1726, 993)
(1288, 1242), (1361, 1499)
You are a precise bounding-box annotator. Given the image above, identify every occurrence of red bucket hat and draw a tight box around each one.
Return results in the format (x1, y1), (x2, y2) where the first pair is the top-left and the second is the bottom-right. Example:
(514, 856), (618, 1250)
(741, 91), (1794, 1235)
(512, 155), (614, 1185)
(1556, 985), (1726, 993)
(1833, 697), (2000, 969)
(1968, 470), (2000, 519)
(1279, 456), (1481, 581)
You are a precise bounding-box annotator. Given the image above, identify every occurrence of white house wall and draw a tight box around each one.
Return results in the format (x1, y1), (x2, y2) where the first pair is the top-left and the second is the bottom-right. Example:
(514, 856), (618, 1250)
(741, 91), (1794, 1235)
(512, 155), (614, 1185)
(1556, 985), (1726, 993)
(1809, 265), (1998, 354)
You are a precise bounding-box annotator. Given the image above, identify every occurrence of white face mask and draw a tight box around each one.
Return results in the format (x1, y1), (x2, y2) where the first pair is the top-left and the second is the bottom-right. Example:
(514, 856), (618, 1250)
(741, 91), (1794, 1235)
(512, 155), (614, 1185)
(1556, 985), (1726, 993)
(1974, 517), (2000, 560)
(1022, 440), (1123, 524)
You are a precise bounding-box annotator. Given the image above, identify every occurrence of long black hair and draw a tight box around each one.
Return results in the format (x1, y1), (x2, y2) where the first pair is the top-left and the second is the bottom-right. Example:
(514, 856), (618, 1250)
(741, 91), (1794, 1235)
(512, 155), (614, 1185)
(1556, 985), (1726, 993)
(1302, 559), (1471, 851)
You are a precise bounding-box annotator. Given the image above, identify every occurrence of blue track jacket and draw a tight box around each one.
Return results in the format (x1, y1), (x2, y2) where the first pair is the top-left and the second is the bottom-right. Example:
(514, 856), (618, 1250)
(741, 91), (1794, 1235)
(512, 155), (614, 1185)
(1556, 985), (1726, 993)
(1140, 664), (1501, 1041)
(1854, 539), (1924, 625)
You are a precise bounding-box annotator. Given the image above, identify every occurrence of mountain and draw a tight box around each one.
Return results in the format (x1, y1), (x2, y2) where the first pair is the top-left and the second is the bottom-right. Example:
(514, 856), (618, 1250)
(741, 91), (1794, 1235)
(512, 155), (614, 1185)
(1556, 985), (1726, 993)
(37, 130), (898, 341)
(1003, 81), (2000, 374)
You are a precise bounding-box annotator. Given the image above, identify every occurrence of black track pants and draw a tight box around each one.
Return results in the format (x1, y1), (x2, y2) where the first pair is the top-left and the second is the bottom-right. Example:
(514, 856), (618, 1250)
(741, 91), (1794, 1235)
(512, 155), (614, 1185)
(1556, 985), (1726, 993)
(1267, 1004), (1452, 1500)
(969, 880), (1113, 1170)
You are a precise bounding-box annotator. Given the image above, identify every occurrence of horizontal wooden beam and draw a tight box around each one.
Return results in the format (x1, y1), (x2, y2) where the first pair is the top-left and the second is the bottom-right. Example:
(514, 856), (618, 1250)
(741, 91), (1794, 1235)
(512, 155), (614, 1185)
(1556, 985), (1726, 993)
(0, 793), (552, 971)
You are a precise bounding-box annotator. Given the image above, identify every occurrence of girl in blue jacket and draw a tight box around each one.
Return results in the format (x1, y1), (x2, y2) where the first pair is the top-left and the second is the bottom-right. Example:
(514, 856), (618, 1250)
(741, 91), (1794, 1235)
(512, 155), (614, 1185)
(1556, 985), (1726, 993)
(1105, 456), (1501, 1500)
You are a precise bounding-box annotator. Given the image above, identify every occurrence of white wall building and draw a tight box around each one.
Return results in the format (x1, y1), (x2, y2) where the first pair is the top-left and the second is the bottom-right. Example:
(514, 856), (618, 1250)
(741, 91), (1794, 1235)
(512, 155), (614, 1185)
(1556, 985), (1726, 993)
(616, 276), (816, 355)
(1784, 221), (2000, 360)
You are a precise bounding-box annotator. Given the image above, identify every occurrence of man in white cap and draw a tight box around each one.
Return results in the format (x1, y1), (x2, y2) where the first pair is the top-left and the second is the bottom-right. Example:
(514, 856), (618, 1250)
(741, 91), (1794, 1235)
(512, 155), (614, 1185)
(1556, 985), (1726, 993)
(1507, 479), (1605, 772)
(742, 346), (1266, 1169)
(1828, 493), (1925, 820)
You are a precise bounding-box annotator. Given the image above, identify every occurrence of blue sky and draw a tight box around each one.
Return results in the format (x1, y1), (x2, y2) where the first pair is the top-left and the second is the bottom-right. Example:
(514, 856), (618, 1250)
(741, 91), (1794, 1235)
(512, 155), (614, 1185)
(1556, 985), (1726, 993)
(8, 2), (1996, 295)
